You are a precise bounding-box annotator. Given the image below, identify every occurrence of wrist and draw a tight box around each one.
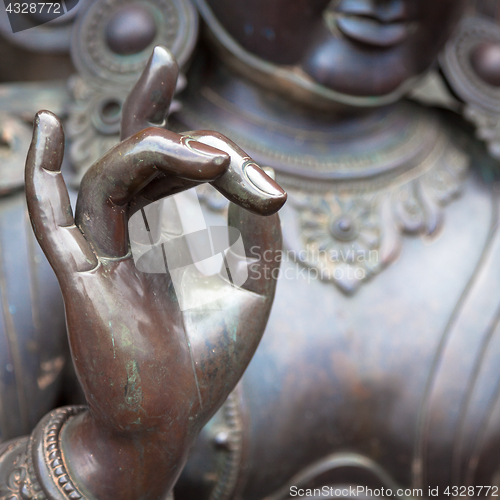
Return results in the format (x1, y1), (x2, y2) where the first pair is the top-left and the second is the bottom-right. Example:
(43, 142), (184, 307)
(0, 405), (87, 500)
(0, 404), (182, 500)
(60, 407), (187, 500)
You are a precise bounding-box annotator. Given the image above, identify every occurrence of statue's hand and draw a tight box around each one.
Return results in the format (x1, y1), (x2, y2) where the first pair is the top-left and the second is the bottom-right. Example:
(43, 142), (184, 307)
(24, 47), (285, 500)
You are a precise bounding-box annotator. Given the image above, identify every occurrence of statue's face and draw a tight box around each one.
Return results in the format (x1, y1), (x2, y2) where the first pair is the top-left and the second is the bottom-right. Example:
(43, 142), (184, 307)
(206, 0), (467, 97)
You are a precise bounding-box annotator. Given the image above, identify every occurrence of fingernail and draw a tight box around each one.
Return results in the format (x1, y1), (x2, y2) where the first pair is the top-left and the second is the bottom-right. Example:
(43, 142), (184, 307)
(244, 163), (285, 197)
(36, 110), (59, 132)
(33, 111), (64, 172)
(151, 46), (177, 71)
(185, 137), (229, 159)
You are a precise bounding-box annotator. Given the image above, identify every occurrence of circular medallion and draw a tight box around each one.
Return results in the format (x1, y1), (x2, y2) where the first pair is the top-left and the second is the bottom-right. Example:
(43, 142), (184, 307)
(470, 41), (500, 87)
(440, 16), (500, 114)
(71, 0), (198, 84)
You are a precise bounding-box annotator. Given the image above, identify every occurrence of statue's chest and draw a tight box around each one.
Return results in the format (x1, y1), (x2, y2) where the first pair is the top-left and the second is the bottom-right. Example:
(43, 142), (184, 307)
(237, 171), (500, 496)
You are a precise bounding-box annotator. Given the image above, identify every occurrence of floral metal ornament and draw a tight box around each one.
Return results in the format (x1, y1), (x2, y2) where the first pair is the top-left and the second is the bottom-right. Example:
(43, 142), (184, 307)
(282, 138), (469, 295)
(289, 193), (382, 288)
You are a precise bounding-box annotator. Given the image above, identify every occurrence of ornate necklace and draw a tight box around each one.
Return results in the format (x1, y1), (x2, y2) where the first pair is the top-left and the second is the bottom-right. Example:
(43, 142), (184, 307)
(190, 105), (469, 295)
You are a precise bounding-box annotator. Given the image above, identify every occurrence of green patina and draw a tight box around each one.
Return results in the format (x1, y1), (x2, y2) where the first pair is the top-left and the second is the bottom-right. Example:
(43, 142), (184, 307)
(124, 359), (143, 408)
(228, 320), (238, 343)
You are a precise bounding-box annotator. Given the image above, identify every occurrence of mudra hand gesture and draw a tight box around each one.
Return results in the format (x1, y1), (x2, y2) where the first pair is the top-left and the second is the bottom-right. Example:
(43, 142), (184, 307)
(25, 47), (285, 500)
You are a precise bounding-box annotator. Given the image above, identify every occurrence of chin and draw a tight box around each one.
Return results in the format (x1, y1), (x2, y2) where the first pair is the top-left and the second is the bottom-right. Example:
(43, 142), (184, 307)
(301, 38), (420, 98)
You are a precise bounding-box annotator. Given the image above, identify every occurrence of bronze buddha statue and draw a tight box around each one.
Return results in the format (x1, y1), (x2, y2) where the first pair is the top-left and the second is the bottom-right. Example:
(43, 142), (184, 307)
(0, 0), (500, 498)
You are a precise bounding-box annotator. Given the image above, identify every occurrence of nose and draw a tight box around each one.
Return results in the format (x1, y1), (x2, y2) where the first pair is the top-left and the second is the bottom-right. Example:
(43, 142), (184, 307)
(334, 0), (408, 23)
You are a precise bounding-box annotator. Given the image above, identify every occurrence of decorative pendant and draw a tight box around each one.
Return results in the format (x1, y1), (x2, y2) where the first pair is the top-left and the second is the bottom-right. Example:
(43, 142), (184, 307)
(282, 137), (469, 294)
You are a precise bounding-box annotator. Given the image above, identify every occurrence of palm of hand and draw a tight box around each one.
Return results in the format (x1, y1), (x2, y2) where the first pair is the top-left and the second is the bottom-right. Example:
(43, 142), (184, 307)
(64, 254), (270, 434)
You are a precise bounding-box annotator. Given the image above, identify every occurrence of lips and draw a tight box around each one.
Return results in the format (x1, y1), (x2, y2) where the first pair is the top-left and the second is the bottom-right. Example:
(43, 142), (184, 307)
(336, 16), (409, 47)
(331, 0), (412, 48)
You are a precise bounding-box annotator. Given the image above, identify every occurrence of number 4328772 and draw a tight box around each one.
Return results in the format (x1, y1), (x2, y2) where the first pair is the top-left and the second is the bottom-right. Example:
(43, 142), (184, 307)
(444, 486), (499, 496)
(5, 3), (62, 14)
